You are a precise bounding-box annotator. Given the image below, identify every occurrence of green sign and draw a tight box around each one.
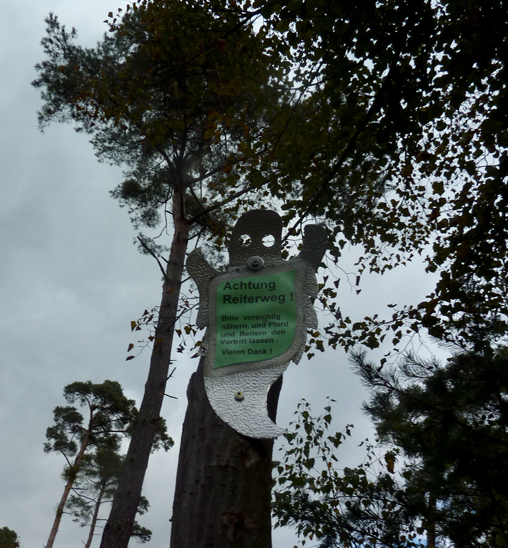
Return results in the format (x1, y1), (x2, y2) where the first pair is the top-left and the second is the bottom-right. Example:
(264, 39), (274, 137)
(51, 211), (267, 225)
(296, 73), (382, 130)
(215, 270), (297, 369)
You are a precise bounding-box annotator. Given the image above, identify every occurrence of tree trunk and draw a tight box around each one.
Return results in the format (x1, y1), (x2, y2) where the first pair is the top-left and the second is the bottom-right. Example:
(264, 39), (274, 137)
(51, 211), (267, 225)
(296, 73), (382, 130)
(46, 430), (91, 548)
(426, 493), (437, 548)
(170, 357), (282, 548)
(45, 470), (78, 548)
(84, 483), (106, 548)
(100, 208), (190, 548)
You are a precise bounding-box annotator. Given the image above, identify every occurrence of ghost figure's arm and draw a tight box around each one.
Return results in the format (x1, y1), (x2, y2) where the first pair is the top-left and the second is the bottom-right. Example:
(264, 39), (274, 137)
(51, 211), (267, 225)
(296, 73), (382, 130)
(298, 224), (327, 346)
(186, 248), (218, 328)
(298, 224), (328, 271)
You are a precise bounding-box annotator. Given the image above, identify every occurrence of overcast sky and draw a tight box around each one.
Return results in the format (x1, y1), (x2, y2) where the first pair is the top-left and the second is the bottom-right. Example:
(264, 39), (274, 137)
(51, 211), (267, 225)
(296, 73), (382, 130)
(0, 2), (444, 547)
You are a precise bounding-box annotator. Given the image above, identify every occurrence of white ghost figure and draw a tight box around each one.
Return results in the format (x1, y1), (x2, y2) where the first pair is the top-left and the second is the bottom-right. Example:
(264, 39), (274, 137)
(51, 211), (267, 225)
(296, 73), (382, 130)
(187, 210), (327, 438)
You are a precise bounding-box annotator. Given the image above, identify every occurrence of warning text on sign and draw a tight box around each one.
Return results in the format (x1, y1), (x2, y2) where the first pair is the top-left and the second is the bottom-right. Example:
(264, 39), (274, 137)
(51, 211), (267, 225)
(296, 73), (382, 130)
(214, 270), (297, 369)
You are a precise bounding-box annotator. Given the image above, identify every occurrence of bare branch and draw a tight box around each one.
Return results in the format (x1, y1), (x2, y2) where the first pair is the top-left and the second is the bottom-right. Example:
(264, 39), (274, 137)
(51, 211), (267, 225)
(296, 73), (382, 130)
(137, 236), (169, 282)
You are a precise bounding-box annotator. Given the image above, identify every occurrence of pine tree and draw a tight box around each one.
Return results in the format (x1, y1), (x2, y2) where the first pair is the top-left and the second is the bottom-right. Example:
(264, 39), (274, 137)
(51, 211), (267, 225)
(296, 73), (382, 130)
(44, 380), (171, 548)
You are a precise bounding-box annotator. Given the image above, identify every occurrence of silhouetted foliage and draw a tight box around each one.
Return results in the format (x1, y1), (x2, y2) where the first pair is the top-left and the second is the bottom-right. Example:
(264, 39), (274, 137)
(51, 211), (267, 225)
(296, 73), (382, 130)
(0, 528), (20, 548)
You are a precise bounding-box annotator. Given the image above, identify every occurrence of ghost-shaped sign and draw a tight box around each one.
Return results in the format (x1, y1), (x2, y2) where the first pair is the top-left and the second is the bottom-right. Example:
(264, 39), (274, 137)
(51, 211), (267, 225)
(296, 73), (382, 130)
(187, 210), (327, 438)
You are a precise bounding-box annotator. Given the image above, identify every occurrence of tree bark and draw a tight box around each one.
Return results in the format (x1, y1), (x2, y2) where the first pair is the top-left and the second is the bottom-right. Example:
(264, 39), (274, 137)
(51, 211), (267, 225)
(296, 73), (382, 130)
(100, 208), (190, 548)
(170, 357), (281, 548)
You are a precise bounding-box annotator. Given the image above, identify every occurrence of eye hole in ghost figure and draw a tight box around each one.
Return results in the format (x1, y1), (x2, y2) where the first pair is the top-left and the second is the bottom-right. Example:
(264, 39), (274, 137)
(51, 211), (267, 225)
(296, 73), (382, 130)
(239, 234), (252, 246)
(262, 234), (275, 248)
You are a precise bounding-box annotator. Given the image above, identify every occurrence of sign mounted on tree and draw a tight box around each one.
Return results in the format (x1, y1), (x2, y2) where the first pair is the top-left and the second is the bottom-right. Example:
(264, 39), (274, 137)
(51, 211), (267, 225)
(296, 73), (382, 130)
(187, 210), (327, 438)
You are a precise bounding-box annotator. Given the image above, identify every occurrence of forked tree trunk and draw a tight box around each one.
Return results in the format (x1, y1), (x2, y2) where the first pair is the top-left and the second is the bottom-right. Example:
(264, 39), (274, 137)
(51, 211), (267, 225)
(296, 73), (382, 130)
(170, 358), (282, 548)
(100, 206), (190, 548)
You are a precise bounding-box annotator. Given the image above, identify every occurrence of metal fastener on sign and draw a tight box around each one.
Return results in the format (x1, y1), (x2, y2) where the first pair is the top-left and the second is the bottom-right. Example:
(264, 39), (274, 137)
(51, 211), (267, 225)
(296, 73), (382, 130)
(234, 391), (245, 401)
(247, 256), (264, 271)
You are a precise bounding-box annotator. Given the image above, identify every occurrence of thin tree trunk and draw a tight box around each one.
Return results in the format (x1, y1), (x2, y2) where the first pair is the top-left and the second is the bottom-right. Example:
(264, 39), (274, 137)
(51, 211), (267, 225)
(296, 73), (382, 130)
(170, 358), (282, 548)
(100, 199), (190, 548)
(84, 483), (106, 548)
(46, 430), (91, 548)
(45, 473), (77, 548)
(85, 482), (106, 548)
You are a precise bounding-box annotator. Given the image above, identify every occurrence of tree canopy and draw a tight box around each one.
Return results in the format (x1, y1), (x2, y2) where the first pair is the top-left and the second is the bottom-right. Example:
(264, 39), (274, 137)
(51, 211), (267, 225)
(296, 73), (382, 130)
(33, 1), (288, 237)
(274, 346), (508, 548)
(44, 380), (138, 464)
(354, 348), (508, 547)
(238, 0), (508, 355)
(0, 528), (20, 548)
